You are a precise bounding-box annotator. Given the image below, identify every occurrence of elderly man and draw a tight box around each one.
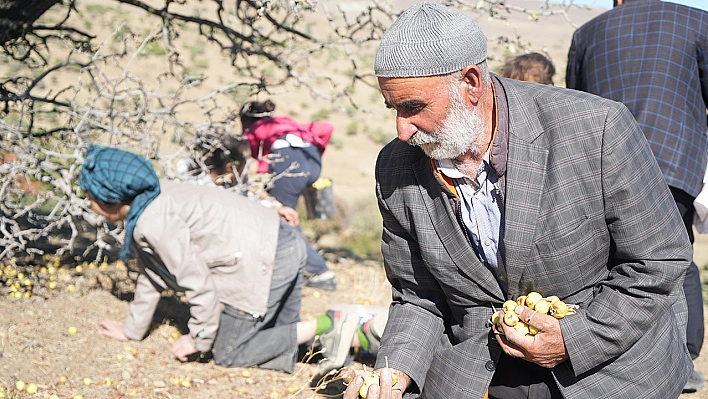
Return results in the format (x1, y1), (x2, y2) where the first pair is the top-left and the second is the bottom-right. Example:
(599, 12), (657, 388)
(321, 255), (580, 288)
(343, 2), (693, 399)
(566, 1), (708, 392)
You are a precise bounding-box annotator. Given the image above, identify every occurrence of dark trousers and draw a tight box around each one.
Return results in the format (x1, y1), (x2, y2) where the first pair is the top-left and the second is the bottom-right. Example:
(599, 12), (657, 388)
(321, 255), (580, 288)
(269, 146), (329, 275)
(671, 186), (705, 360)
(488, 355), (563, 399)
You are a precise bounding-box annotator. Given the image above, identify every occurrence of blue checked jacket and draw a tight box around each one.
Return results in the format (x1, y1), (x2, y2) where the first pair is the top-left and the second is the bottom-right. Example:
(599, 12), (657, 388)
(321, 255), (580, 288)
(566, 0), (708, 198)
(373, 77), (692, 398)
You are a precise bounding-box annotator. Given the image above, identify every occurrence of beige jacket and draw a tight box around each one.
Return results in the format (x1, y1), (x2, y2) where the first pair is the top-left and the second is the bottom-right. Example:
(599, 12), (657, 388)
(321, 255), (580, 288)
(122, 179), (280, 352)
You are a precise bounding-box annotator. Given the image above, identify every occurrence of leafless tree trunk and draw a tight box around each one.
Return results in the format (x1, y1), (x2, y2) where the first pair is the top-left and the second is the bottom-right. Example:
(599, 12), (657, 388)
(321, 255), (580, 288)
(0, 0), (62, 43)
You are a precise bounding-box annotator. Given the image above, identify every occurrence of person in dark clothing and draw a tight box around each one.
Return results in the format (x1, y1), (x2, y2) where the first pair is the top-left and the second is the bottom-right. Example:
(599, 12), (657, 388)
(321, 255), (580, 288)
(566, 0), (708, 392)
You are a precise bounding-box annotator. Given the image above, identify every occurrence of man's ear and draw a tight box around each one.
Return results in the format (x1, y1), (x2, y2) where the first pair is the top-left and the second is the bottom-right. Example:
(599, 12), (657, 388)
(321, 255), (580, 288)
(461, 64), (484, 104)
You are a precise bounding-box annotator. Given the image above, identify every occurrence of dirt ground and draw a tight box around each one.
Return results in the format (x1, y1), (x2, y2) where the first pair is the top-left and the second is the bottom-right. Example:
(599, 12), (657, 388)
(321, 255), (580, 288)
(3, 1), (708, 398)
(0, 253), (393, 399)
(2, 237), (708, 399)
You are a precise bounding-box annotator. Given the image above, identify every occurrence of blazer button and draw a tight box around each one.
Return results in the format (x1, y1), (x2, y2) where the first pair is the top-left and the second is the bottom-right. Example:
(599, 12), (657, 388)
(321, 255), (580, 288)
(485, 360), (496, 372)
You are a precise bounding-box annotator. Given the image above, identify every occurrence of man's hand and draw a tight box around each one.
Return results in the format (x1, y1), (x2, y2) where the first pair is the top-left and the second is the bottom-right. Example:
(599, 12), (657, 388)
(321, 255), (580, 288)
(278, 206), (300, 227)
(342, 367), (410, 399)
(171, 334), (198, 361)
(97, 320), (129, 341)
(495, 305), (569, 368)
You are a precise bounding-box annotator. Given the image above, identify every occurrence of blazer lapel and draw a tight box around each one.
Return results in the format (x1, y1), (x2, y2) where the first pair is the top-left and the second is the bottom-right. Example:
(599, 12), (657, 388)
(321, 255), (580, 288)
(502, 88), (549, 294)
(412, 156), (505, 301)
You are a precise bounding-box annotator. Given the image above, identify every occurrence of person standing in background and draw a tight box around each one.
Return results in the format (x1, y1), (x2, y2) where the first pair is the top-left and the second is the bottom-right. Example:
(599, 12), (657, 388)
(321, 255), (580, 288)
(566, 0), (708, 392)
(240, 100), (337, 291)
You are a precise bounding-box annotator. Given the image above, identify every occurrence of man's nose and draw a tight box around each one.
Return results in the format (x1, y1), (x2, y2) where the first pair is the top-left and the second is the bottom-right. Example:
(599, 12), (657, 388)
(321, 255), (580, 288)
(396, 116), (417, 142)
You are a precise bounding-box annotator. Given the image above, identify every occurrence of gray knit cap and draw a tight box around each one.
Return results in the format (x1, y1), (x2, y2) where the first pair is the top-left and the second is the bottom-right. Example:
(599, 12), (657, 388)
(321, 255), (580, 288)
(375, 2), (487, 78)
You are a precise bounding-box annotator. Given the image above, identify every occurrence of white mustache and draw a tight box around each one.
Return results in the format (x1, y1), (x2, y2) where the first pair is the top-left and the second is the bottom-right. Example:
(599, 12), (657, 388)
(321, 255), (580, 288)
(408, 130), (438, 146)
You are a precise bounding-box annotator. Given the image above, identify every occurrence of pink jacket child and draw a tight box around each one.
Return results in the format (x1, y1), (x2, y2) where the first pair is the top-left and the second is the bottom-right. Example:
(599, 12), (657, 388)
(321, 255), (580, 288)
(245, 116), (333, 173)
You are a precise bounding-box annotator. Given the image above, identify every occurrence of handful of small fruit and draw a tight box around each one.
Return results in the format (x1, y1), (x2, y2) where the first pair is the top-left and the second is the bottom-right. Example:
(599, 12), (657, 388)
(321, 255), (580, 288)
(491, 292), (578, 336)
(359, 367), (399, 398)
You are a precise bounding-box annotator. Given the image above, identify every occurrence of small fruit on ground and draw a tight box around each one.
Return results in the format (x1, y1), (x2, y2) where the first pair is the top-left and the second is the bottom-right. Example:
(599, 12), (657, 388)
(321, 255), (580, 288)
(68, 326), (78, 335)
(26, 383), (38, 395)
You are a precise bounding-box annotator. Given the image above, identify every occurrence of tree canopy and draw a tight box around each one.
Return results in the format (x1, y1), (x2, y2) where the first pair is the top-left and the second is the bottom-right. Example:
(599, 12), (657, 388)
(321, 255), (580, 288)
(0, 0), (590, 262)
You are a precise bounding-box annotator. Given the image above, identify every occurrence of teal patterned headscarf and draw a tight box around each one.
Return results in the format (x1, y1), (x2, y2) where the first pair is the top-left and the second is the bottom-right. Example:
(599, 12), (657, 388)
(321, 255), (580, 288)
(79, 145), (161, 260)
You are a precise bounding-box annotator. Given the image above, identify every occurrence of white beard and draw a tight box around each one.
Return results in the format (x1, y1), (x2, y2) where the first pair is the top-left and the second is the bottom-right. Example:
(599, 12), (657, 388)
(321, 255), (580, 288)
(407, 83), (486, 161)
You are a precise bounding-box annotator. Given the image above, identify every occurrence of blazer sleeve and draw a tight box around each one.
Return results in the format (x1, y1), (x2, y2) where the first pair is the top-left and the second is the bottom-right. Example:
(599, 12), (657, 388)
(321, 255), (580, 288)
(134, 213), (221, 353)
(560, 103), (692, 376)
(372, 148), (448, 393)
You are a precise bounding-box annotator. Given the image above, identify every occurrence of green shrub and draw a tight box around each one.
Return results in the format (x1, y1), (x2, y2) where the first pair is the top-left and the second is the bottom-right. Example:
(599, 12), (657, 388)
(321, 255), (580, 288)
(192, 58), (209, 69)
(311, 108), (331, 121)
(140, 41), (168, 56)
(345, 120), (358, 135)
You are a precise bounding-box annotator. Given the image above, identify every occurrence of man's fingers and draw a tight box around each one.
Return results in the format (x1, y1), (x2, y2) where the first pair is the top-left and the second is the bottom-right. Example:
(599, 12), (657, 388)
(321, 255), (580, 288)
(515, 305), (546, 328)
(343, 375), (365, 399)
(364, 383), (381, 399)
(379, 367), (392, 388)
(495, 327), (527, 359)
(342, 368), (406, 398)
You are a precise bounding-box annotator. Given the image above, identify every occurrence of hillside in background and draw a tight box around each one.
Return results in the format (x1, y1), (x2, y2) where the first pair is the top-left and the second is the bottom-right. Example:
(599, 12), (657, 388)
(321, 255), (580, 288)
(16, 3), (708, 399)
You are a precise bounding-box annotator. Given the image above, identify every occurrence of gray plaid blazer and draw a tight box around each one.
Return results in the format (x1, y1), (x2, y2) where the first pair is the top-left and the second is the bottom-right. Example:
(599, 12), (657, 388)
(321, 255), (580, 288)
(373, 77), (693, 398)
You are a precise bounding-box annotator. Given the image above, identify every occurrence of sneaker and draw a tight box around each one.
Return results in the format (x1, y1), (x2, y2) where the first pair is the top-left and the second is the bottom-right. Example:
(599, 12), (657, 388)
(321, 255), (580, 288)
(684, 369), (706, 393)
(304, 271), (337, 291)
(312, 308), (360, 383)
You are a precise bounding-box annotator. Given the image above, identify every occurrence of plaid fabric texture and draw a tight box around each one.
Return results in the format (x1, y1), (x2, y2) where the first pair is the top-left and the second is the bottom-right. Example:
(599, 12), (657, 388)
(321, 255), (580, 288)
(373, 78), (692, 397)
(566, 0), (708, 197)
(79, 145), (161, 259)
